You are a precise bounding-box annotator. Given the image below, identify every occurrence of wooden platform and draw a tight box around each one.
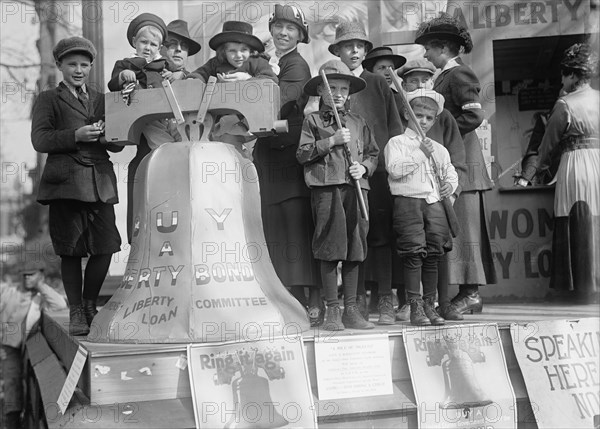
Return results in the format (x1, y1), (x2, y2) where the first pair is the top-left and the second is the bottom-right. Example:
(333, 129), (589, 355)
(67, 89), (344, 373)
(29, 303), (599, 428)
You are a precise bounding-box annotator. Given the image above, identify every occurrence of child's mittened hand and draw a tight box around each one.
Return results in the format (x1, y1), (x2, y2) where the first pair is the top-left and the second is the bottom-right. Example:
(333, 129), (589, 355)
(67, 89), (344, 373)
(420, 137), (434, 157)
(439, 181), (453, 199)
(75, 125), (103, 143)
(330, 128), (351, 147)
(349, 161), (366, 180)
(120, 70), (136, 84)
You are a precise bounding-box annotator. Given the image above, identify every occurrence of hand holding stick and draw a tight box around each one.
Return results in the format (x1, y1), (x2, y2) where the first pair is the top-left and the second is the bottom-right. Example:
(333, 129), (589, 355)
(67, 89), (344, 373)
(388, 68), (461, 237)
(319, 69), (369, 221)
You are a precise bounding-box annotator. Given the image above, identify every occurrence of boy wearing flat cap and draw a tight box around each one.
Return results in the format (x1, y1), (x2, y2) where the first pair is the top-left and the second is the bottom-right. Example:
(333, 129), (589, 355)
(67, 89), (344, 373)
(31, 36), (122, 337)
(296, 60), (379, 331)
(384, 89), (458, 327)
(329, 21), (404, 326)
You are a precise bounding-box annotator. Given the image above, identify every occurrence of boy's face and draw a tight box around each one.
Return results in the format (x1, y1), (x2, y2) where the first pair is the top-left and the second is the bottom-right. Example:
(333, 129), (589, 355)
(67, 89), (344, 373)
(334, 40), (366, 71)
(164, 34), (189, 70)
(402, 71), (434, 92)
(318, 78), (350, 110)
(134, 30), (161, 60)
(271, 20), (301, 52)
(224, 42), (250, 69)
(410, 104), (437, 134)
(56, 53), (92, 88)
(372, 58), (395, 85)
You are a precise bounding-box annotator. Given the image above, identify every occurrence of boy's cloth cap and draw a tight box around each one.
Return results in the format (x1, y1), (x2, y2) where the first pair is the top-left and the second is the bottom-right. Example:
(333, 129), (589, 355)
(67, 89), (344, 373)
(269, 4), (310, 44)
(406, 88), (445, 115)
(303, 59), (366, 96)
(127, 13), (168, 48)
(167, 20), (201, 55)
(362, 46), (406, 71)
(209, 21), (264, 53)
(53, 36), (97, 61)
(328, 21), (373, 55)
(397, 58), (436, 78)
(20, 260), (46, 275)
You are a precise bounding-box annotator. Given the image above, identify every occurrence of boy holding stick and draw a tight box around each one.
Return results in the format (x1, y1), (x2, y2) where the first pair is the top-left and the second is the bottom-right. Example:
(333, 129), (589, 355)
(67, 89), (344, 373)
(296, 60), (379, 330)
(384, 89), (458, 326)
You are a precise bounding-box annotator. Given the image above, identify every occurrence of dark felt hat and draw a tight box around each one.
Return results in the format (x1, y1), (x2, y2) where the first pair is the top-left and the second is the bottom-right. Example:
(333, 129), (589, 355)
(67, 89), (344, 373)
(209, 21), (264, 53)
(415, 14), (473, 54)
(328, 21), (373, 55)
(20, 260), (46, 275)
(396, 58), (436, 78)
(304, 60), (366, 96)
(561, 43), (599, 75)
(127, 13), (168, 48)
(269, 4), (310, 44)
(53, 36), (97, 62)
(362, 46), (406, 71)
(167, 20), (201, 55)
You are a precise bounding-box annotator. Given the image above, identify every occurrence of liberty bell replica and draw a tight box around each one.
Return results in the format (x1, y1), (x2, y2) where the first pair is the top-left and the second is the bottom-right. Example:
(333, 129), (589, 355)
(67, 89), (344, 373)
(90, 79), (309, 343)
(426, 337), (493, 409)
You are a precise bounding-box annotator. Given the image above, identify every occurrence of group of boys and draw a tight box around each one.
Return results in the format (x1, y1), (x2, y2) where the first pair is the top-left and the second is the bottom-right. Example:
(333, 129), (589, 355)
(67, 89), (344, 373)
(30, 11), (464, 337)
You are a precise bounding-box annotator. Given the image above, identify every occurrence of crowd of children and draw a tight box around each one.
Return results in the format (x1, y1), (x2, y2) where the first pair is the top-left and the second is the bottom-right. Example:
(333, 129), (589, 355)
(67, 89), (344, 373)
(31, 9), (502, 335)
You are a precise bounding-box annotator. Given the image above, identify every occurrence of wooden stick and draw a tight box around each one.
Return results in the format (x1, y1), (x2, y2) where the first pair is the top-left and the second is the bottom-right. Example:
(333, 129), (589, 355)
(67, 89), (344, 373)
(388, 68), (461, 237)
(319, 69), (369, 221)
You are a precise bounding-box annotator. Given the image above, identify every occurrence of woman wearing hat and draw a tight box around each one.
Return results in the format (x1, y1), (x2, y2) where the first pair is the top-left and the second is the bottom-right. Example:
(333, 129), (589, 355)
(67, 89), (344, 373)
(415, 13), (497, 314)
(252, 4), (323, 325)
(517, 43), (599, 300)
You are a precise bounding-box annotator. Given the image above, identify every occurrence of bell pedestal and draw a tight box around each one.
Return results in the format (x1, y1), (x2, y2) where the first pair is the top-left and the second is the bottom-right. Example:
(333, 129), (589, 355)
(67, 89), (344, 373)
(90, 140), (309, 343)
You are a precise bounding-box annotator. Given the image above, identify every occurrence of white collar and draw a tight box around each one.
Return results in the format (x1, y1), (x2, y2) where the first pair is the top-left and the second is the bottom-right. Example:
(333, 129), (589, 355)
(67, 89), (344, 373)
(441, 56), (460, 72)
(351, 64), (364, 77)
(275, 47), (296, 58)
(131, 53), (162, 63)
(404, 127), (419, 139)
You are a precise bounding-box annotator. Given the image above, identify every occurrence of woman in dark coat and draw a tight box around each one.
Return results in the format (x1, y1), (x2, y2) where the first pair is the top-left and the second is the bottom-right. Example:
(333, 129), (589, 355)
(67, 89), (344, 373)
(253, 4), (322, 325)
(415, 14), (497, 314)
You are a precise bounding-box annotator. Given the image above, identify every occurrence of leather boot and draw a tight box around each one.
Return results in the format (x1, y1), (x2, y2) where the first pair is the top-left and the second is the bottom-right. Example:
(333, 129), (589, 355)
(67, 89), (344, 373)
(438, 302), (464, 320)
(82, 298), (98, 326)
(395, 304), (411, 322)
(377, 294), (395, 325)
(451, 290), (483, 314)
(356, 294), (369, 321)
(69, 305), (90, 336)
(322, 305), (344, 331)
(423, 297), (445, 325)
(342, 305), (375, 329)
(408, 299), (430, 326)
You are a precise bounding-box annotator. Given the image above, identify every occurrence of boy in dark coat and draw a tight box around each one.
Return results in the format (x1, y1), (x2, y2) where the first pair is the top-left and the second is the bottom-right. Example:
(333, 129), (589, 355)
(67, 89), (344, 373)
(329, 21), (404, 325)
(297, 60), (379, 331)
(31, 36), (122, 336)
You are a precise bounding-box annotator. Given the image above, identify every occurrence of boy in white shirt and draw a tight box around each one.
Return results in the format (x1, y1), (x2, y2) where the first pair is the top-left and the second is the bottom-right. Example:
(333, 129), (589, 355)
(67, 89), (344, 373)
(384, 89), (458, 326)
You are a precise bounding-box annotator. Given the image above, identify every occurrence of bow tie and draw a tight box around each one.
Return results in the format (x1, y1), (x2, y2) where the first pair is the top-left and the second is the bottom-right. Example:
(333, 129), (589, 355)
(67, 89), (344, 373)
(320, 109), (347, 128)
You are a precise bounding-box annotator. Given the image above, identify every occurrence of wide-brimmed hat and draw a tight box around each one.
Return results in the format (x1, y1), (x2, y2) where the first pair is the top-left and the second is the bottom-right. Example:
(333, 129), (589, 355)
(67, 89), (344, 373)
(53, 36), (97, 62)
(362, 46), (406, 71)
(166, 20), (201, 55)
(406, 88), (445, 115)
(328, 21), (373, 55)
(127, 13), (168, 48)
(415, 13), (473, 54)
(397, 58), (436, 78)
(269, 4), (310, 44)
(209, 21), (264, 52)
(304, 60), (366, 96)
(561, 43), (599, 76)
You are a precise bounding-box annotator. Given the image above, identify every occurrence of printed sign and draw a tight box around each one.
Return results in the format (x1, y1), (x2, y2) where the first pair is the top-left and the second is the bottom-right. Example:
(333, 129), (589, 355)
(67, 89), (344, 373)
(57, 345), (88, 415)
(187, 337), (316, 429)
(404, 324), (516, 428)
(511, 318), (600, 429)
(314, 333), (393, 400)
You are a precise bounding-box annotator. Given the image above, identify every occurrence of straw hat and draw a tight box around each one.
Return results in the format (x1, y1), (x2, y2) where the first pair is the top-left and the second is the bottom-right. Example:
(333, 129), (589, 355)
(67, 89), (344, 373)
(362, 46), (406, 71)
(303, 60), (366, 96)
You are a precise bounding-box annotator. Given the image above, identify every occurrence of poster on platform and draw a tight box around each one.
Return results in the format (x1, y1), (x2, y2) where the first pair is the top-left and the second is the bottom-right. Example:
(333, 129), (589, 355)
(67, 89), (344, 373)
(404, 324), (516, 429)
(187, 337), (316, 429)
(510, 318), (600, 429)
